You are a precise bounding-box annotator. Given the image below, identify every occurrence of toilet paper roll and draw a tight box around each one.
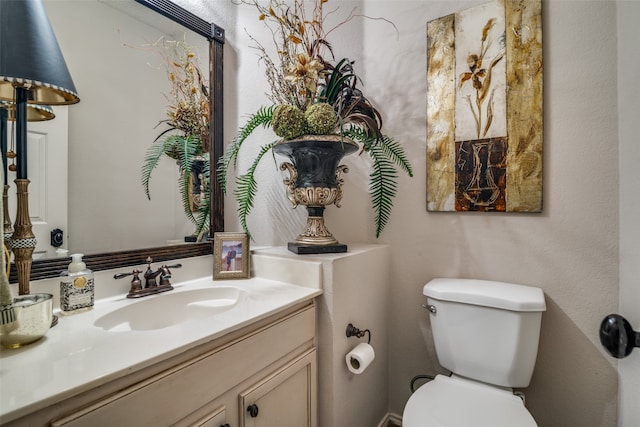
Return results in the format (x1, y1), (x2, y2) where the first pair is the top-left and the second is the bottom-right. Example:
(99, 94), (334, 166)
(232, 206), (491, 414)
(346, 342), (375, 374)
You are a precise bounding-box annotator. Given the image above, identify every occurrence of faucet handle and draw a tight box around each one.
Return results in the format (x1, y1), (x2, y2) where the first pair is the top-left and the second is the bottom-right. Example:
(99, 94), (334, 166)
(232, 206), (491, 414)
(158, 264), (180, 288)
(114, 269), (143, 296)
(129, 269), (143, 292)
(113, 268), (140, 280)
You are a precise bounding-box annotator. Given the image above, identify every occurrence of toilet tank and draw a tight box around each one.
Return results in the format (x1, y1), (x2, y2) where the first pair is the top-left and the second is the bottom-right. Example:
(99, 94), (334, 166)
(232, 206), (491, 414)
(423, 278), (546, 388)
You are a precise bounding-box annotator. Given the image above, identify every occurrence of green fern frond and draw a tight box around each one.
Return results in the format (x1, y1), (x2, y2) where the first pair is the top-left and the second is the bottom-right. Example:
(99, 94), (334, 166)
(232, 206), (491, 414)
(142, 133), (210, 237)
(179, 162), (196, 225)
(177, 135), (203, 173)
(367, 144), (399, 238)
(343, 127), (412, 237)
(217, 105), (277, 194)
(142, 134), (189, 200)
(172, 137), (208, 233)
(343, 126), (413, 177)
(376, 134), (414, 178)
(234, 142), (277, 238)
(177, 155), (210, 240)
(191, 156), (211, 239)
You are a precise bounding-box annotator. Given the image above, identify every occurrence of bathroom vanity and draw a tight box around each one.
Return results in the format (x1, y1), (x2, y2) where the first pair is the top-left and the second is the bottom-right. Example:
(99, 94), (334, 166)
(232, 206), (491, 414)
(0, 265), (321, 427)
(2, 244), (391, 427)
(50, 302), (317, 427)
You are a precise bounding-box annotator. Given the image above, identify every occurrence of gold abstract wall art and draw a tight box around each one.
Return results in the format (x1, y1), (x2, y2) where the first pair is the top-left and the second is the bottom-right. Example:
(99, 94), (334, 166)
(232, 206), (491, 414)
(426, 0), (543, 212)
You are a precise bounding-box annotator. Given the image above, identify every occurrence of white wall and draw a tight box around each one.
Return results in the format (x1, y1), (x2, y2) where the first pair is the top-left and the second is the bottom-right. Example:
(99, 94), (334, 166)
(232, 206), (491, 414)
(617, 1), (640, 425)
(183, 0), (623, 425)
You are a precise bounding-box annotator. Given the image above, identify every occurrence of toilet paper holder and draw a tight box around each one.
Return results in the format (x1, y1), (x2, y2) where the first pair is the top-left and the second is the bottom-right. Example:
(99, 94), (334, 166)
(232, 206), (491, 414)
(346, 323), (371, 344)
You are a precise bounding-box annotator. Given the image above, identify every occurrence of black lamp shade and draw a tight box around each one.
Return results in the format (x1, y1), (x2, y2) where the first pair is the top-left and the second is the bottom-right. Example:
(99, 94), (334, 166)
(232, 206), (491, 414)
(0, 100), (55, 122)
(0, 0), (80, 105)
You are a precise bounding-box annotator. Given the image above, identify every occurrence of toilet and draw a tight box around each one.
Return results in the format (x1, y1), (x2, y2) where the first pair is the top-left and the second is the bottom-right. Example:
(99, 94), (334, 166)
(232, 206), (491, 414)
(403, 278), (546, 427)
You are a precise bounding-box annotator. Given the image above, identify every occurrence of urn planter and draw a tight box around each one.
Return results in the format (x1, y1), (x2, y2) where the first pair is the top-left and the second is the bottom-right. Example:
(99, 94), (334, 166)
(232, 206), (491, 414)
(273, 135), (358, 254)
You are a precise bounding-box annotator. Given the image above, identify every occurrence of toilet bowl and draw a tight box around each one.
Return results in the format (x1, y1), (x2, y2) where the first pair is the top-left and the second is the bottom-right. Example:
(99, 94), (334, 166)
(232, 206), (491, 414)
(403, 375), (537, 427)
(402, 278), (546, 427)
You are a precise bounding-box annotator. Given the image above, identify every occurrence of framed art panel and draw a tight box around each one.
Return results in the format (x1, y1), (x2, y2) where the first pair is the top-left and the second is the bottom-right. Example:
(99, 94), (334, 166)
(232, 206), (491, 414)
(426, 0), (543, 212)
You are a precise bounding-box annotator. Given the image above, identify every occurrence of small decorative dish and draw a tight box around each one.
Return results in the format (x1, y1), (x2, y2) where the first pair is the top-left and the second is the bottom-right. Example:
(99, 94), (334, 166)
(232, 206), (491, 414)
(0, 293), (53, 349)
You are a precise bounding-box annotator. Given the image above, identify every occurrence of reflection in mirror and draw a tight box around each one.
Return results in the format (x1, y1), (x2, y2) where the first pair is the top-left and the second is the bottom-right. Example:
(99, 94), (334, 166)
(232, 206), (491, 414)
(8, 0), (224, 282)
(46, 0), (207, 254)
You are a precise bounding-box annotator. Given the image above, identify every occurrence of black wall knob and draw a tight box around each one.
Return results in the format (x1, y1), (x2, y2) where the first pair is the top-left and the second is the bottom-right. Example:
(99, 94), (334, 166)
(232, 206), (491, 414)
(50, 228), (63, 247)
(599, 314), (640, 358)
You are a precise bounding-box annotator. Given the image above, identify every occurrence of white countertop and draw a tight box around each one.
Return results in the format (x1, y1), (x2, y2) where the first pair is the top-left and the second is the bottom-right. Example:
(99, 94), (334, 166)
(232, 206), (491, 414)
(0, 271), (322, 423)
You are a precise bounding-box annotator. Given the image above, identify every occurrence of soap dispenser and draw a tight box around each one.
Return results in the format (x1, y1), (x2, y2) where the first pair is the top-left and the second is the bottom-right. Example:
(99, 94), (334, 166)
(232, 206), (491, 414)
(60, 253), (94, 314)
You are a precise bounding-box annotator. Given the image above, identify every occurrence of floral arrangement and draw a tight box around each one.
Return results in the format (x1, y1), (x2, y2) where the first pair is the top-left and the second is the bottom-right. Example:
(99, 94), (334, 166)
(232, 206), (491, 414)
(218, 0), (413, 238)
(141, 38), (210, 238)
(458, 17), (505, 139)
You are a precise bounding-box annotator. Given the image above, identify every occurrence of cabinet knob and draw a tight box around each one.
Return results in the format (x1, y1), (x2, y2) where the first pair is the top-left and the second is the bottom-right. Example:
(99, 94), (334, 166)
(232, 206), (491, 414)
(220, 424), (230, 427)
(247, 403), (259, 418)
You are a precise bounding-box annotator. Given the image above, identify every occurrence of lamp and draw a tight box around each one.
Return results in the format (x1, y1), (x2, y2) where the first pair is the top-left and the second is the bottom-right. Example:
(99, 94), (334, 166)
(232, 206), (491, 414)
(0, 0), (79, 295)
(1, 102), (55, 244)
(1, 101), (55, 122)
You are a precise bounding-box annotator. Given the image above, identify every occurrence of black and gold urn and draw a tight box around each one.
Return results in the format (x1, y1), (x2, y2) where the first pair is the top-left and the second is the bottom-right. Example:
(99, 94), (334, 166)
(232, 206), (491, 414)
(273, 135), (358, 254)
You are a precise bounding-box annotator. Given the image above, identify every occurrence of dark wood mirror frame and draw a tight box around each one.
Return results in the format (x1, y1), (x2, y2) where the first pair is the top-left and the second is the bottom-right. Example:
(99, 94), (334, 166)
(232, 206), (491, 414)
(9, 0), (225, 283)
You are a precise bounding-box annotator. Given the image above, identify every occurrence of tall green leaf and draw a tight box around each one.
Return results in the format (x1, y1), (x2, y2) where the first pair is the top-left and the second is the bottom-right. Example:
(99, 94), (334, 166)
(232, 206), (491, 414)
(217, 105), (276, 194)
(141, 134), (210, 238)
(234, 142), (277, 238)
(343, 127), (412, 237)
(142, 134), (202, 200)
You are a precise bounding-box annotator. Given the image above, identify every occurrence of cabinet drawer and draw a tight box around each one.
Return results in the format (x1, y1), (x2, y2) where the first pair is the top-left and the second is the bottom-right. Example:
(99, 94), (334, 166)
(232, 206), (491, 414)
(52, 304), (315, 427)
(174, 403), (227, 427)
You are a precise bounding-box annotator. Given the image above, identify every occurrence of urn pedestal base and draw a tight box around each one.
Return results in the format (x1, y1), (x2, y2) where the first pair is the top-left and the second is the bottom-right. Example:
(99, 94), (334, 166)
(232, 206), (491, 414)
(286, 207), (348, 254)
(287, 242), (347, 254)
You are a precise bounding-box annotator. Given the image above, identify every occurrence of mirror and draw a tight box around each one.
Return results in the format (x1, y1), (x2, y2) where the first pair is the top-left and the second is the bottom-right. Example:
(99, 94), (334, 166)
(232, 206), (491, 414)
(8, 0), (224, 282)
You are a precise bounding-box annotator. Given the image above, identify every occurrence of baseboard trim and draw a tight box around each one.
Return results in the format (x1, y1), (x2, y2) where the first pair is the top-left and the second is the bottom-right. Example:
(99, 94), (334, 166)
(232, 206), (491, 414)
(377, 412), (403, 427)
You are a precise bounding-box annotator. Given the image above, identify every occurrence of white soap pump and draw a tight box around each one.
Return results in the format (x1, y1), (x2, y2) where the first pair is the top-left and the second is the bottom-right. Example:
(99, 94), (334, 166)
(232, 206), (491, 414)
(60, 253), (94, 314)
(68, 253), (85, 272)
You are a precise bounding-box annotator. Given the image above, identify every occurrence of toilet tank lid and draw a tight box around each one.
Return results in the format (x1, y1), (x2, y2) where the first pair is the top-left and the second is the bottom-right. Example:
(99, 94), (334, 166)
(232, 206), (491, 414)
(423, 278), (546, 312)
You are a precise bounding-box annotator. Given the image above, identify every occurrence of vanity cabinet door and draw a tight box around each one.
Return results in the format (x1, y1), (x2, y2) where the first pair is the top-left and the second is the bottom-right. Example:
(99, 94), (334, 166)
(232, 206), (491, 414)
(239, 349), (316, 427)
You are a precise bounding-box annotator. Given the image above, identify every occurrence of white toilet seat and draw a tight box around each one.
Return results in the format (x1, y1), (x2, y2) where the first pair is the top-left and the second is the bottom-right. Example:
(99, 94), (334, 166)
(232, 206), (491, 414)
(402, 375), (538, 427)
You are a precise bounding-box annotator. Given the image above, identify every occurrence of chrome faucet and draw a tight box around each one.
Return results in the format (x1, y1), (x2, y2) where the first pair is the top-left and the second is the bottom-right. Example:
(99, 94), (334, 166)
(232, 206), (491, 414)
(114, 257), (182, 298)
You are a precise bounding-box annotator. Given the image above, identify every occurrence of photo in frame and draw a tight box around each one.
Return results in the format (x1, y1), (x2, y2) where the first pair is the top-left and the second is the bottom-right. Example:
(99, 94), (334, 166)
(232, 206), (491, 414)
(426, 0), (543, 212)
(213, 232), (250, 279)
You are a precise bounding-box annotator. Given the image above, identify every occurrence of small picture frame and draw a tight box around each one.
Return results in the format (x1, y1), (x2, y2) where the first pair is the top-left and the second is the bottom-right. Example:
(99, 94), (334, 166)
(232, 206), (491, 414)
(213, 232), (250, 279)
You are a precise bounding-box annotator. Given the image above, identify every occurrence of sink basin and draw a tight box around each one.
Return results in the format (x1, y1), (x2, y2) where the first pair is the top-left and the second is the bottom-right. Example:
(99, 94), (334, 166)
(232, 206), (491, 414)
(94, 287), (248, 332)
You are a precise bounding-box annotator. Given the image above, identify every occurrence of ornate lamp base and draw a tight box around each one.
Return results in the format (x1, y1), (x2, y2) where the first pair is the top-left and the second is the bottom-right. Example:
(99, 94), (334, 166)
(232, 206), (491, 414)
(10, 179), (36, 295)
